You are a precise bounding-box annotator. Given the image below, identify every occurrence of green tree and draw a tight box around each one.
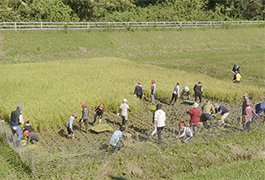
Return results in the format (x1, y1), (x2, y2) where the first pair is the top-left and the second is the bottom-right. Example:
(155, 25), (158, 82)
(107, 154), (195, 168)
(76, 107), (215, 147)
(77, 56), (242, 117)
(0, 0), (78, 22)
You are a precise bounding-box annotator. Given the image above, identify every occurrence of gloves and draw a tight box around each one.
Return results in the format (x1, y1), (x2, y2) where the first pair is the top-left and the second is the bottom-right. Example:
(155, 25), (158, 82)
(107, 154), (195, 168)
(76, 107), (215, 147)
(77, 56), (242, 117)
(12, 127), (17, 130)
(117, 113), (120, 116)
(22, 143), (26, 146)
(134, 94), (136, 96)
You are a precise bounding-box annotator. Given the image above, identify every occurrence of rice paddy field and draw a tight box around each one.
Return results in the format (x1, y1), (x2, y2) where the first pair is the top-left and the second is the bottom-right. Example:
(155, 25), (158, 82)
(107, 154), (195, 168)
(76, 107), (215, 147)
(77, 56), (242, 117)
(0, 26), (265, 179)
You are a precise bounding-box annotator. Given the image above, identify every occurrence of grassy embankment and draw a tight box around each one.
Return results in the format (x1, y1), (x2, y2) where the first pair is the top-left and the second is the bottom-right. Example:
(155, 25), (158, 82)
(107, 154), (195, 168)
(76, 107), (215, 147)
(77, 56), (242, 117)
(0, 136), (31, 179)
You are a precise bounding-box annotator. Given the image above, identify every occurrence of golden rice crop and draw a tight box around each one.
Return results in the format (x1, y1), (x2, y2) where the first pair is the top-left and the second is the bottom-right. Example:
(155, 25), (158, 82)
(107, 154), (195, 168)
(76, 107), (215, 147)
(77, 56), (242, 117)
(0, 57), (263, 130)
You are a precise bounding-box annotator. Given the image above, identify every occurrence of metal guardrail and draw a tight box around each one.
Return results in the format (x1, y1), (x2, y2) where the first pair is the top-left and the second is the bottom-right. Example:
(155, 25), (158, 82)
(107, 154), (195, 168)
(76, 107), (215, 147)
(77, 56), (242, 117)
(0, 21), (264, 31)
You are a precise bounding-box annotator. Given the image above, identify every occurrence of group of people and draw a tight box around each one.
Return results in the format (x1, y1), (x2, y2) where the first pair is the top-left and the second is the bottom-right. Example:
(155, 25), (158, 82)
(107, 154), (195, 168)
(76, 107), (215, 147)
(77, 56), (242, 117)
(67, 104), (105, 139)
(9, 105), (39, 147)
(8, 62), (264, 149)
(134, 80), (202, 104)
(149, 93), (264, 144)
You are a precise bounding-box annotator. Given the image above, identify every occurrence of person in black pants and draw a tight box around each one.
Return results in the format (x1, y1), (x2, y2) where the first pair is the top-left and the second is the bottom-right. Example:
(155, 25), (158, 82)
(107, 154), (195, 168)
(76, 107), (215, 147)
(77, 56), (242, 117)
(134, 82), (144, 103)
(193, 81), (203, 103)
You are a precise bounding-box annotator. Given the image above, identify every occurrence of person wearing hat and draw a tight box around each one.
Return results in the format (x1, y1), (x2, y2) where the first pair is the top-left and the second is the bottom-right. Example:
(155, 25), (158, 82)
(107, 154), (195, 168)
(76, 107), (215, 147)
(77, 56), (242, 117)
(233, 71), (241, 83)
(242, 93), (250, 116)
(109, 126), (125, 152)
(151, 80), (156, 102)
(154, 103), (166, 145)
(193, 81), (203, 103)
(232, 63), (241, 81)
(180, 86), (191, 100)
(201, 101), (215, 129)
(176, 123), (193, 143)
(79, 104), (89, 133)
(244, 103), (260, 131)
(93, 104), (104, 125)
(10, 105), (24, 147)
(187, 102), (200, 133)
(117, 99), (133, 127)
(67, 113), (77, 139)
(134, 82), (144, 103)
(170, 81), (181, 105)
(22, 130), (39, 146)
(23, 120), (33, 133)
(213, 104), (229, 125)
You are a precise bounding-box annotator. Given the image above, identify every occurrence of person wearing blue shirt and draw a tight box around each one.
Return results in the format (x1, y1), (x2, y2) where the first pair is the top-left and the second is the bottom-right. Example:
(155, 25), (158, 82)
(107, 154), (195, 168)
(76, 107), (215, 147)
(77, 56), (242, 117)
(255, 102), (265, 117)
(109, 127), (125, 151)
(213, 104), (230, 125)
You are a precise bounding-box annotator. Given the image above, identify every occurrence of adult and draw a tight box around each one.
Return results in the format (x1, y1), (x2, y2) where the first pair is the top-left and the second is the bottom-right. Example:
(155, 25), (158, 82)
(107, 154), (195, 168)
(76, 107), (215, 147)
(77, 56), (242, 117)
(154, 103), (166, 145)
(255, 102), (265, 117)
(109, 126), (125, 151)
(134, 82), (144, 103)
(10, 105), (24, 147)
(67, 113), (77, 139)
(193, 81), (203, 103)
(242, 93), (250, 116)
(151, 80), (156, 102)
(93, 104), (104, 125)
(232, 63), (241, 81)
(23, 120), (33, 133)
(187, 102), (200, 133)
(22, 130), (39, 146)
(180, 86), (190, 100)
(170, 81), (181, 105)
(150, 104), (159, 137)
(244, 103), (260, 132)
(213, 104), (230, 124)
(176, 123), (193, 143)
(201, 101), (215, 129)
(117, 99), (133, 127)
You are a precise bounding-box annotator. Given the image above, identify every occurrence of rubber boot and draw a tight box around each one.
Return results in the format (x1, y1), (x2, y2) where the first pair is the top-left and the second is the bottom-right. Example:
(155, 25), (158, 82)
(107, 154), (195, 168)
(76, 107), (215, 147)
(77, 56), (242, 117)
(72, 134), (75, 139)
(99, 119), (101, 125)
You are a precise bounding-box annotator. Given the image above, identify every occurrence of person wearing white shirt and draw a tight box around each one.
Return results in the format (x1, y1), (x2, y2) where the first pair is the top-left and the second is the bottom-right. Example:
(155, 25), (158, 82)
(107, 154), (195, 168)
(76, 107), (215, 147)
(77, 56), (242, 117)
(176, 123), (193, 143)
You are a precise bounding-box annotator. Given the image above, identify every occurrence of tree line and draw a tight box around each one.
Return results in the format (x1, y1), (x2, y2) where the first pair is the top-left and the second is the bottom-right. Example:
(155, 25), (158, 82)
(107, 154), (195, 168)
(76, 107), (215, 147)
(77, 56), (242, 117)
(0, 0), (264, 22)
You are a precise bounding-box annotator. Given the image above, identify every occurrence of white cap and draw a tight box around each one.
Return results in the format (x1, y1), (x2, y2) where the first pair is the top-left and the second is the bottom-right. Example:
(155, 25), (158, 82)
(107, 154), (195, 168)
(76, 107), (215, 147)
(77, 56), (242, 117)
(191, 102), (199, 108)
(123, 99), (127, 103)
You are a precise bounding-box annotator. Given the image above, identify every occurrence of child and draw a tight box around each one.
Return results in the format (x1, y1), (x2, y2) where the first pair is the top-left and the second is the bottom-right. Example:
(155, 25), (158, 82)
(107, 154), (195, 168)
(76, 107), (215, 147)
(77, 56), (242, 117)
(234, 71), (241, 83)
(67, 113), (77, 139)
(244, 103), (260, 131)
(79, 104), (89, 133)
(22, 130), (39, 146)
(176, 123), (193, 143)
(23, 120), (33, 133)
(93, 104), (104, 125)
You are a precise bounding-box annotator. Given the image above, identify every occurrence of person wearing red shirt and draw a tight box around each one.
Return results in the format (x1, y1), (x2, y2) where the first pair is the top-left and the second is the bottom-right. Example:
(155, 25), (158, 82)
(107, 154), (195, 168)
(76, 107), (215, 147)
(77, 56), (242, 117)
(187, 102), (200, 133)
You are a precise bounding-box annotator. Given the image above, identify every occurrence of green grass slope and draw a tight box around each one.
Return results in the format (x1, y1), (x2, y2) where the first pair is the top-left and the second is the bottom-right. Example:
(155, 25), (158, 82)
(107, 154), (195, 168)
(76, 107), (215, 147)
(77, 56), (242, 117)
(0, 136), (31, 179)
(0, 27), (264, 88)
